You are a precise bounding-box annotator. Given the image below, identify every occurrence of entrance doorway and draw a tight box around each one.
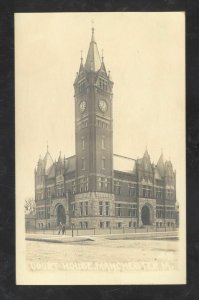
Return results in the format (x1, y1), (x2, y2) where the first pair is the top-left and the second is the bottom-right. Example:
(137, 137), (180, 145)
(56, 205), (66, 226)
(141, 205), (151, 225)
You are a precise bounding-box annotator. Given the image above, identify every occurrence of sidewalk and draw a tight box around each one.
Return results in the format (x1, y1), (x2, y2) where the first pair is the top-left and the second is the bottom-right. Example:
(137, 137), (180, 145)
(26, 230), (178, 244)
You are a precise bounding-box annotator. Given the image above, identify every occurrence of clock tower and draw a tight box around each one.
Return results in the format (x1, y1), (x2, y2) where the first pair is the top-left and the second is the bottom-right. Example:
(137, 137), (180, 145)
(73, 27), (115, 227)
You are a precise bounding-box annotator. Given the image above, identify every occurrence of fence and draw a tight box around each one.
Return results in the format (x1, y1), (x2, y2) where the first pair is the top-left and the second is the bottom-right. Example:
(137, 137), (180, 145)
(26, 225), (178, 237)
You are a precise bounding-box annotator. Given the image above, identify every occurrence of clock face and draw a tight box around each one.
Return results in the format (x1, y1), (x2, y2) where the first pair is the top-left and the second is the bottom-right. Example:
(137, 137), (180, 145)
(99, 100), (107, 112)
(79, 100), (86, 112)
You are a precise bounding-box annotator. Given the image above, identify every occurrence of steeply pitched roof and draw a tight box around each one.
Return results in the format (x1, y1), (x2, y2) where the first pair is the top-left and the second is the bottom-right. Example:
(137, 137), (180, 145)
(64, 155), (76, 173)
(84, 28), (101, 72)
(157, 152), (165, 177)
(47, 164), (55, 178)
(43, 150), (54, 175)
(113, 154), (136, 173)
(155, 168), (162, 180)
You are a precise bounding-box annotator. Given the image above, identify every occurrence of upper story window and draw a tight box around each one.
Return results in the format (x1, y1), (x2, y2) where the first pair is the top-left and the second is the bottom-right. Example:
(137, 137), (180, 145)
(57, 183), (64, 197)
(101, 137), (105, 149)
(156, 206), (164, 218)
(72, 181), (76, 194)
(105, 201), (109, 216)
(99, 201), (103, 216)
(78, 80), (86, 93)
(116, 203), (121, 216)
(81, 137), (85, 150)
(79, 177), (88, 193)
(165, 206), (175, 218)
(142, 185), (152, 198)
(99, 78), (107, 91)
(98, 177), (110, 192)
(114, 181), (121, 195)
(102, 157), (106, 169)
(80, 202), (83, 216)
(166, 190), (173, 200)
(72, 204), (75, 217)
(85, 201), (88, 216)
(127, 204), (137, 217)
(47, 187), (51, 198)
(128, 183), (136, 197)
(97, 120), (108, 128)
(81, 157), (85, 170)
(156, 187), (163, 199)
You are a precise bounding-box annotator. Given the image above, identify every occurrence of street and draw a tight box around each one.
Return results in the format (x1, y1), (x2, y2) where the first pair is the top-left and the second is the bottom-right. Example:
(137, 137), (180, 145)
(26, 236), (178, 272)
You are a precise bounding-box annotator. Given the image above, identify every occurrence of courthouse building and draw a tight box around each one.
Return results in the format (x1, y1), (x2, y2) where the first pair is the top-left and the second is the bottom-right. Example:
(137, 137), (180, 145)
(34, 28), (177, 229)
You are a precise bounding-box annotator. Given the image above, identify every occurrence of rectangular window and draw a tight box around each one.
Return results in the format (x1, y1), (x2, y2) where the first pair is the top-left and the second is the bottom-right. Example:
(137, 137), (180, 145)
(132, 207), (137, 217)
(85, 201), (88, 216)
(128, 183), (136, 197)
(142, 185), (152, 198)
(79, 178), (84, 192)
(101, 137), (105, 149)
(80, 202), (83, 216)
(81, 137), (85, 150)
(81, 158), (85, 170)
(99, 201), (103, 216)
(104, 178), (108, 190)
(100, 222), (103, 228)
(106, 221), (110, 228)
(105, 202), (109, 216)
(84, 177), (88, 192)
(129, 222), (132, 227)
(72, 204), (75, 217)
(156, 206), (164, 218)
(118, 222), (122, 228)
(116, 204), (121, 216)
(156, 188), (163, 199)
(85, 222), (88, 229)
(166, 190), (173, 200)
(114, 181), (121, 195)
(47, 188), (51, 198)
(102, 157), (106, 169)
(72, 181), (76, 194)
(128, 209), (132, 217)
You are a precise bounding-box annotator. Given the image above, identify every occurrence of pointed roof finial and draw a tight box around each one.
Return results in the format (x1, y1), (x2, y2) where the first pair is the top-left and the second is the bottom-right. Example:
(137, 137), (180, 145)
(91, 19), (95, 42)
(101, 49), (104, 62)
(85, 21), (101, 72)
(47, 141), (49, 152)
(80, 50), (83, 64)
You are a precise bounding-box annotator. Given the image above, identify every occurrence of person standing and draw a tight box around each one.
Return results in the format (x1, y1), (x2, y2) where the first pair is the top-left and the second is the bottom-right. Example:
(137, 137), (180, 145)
(58, 222), (62, 235)
(62, 224), (66, 235)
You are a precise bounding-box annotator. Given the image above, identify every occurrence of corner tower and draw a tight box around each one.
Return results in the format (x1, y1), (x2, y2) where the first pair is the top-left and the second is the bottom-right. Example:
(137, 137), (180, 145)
(73, 27), (115, 228)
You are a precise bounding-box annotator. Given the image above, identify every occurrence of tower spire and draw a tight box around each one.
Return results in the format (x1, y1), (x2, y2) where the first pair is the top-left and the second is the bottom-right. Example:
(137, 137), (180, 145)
(101, 49), (104, 62)
(91, 26), (95, 42)
(80, 50), (83, 64)
(91, 19), (95, 42)
(84, 24), (101, 72)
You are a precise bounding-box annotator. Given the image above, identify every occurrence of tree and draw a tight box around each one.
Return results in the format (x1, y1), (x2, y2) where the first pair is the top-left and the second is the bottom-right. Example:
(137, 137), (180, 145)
(24, 198), (36, 215)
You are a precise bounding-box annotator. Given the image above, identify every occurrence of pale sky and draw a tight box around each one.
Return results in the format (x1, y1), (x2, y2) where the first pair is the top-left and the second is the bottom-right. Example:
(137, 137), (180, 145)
(15, 12), (185, 204)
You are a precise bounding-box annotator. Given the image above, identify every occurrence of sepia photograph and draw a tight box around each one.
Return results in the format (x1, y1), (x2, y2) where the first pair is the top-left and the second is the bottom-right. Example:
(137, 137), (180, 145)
(15, 12), (186, 285)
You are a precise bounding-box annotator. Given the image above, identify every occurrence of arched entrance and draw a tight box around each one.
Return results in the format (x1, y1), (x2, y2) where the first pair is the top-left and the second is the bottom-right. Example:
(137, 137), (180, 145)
(56, 205), (66, 226)
(141, 205), (151, 225)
